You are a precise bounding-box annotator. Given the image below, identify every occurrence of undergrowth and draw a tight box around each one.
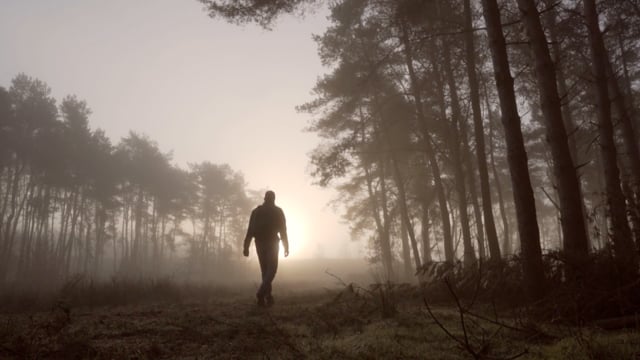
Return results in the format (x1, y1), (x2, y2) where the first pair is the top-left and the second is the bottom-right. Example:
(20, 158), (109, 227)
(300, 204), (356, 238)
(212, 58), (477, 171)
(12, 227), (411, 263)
(0, 258), (639, 359)
(418, 248), (640, 323)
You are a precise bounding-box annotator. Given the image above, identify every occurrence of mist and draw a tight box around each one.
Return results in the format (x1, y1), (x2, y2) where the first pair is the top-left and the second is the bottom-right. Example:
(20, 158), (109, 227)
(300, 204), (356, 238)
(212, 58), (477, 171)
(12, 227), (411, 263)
(2, 0), (640, 358)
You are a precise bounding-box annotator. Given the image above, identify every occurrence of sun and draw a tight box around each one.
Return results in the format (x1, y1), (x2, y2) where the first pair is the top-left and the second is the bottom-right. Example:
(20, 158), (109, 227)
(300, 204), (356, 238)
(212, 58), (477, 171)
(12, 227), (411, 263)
(279, 201), (308, 258)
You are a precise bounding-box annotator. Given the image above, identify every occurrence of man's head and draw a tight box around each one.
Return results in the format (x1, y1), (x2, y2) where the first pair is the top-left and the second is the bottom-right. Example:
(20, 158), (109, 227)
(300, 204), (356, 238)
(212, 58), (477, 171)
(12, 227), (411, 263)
(264, 190), (276, 205)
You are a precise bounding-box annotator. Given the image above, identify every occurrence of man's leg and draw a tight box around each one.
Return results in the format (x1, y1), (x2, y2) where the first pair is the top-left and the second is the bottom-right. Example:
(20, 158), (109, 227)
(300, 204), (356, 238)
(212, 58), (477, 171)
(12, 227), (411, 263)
(264, 242), (279, 304)
(256, 243), (269, 305)
(256, 241), (279, 305)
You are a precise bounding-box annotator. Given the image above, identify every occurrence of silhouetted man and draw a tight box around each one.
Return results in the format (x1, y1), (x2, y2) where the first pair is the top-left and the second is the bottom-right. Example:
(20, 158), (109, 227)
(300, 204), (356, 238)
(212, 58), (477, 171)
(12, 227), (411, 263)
(243, 190), (289, 307)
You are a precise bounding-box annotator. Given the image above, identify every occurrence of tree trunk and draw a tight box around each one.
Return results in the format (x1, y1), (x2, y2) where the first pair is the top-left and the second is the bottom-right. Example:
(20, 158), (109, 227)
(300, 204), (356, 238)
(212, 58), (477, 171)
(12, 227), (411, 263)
(391, 155), (422, 272)
(133, 187), (144, 263)
(545, 0), (591, 247)
(487, 101), (511, 256)
(464, 133), (487, 260)
(160, 215), (166, 261)
(64, 192), (82, 277)
(399, 22), (454, 263)
(376, 162), (394, 281)
(515, 0), (590, 268)
(441, 39), (476, 266)
(2, 162), (25, 261)
(607, 56), (640, 195)
(376, 98), (423, 275)
(400, 216), (412, 280)
(607, 57), (640, 247)
(463, 0), (500, 261)
(360, 109), (394, 280)
(584, 0), (638, 275)
(421, 202), (432, 263)
(481, 0), (545, 300)
(616, 30), (639, 145)
(151, 197), (159, 271)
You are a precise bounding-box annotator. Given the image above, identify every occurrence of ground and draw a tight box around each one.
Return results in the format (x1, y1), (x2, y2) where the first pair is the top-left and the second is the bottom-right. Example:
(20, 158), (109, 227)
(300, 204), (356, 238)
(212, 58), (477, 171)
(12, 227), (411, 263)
(1, 282), (639, 359)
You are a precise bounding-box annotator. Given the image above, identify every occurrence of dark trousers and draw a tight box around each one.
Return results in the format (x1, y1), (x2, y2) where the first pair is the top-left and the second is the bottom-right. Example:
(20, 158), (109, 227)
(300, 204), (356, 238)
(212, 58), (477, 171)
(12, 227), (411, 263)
(256, 240), (279, 298)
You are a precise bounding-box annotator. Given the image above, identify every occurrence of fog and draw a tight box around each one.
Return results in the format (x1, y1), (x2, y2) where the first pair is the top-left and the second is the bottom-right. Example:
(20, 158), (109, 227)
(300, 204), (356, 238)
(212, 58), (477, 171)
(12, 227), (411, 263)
(3, 0), (640, 358)
(0, 0), (358, 263)
(1, 0), (639, 295)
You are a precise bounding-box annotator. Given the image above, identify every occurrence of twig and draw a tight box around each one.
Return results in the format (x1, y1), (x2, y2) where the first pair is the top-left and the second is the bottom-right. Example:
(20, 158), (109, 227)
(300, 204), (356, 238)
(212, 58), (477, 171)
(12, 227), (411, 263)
(466, 260), (483, 310)
(540, 187), (560, 212)
(423, 298), (470, 351)
(444, 278), (476, 358)
(324, 269), (348, 287)
(425, 279), (531, 360)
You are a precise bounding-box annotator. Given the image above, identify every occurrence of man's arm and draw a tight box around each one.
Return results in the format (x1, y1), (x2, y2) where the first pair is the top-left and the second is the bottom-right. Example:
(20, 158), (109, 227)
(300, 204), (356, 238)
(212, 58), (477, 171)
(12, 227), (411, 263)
(243, 209), (256, 256)
(279, 208), (289, 257)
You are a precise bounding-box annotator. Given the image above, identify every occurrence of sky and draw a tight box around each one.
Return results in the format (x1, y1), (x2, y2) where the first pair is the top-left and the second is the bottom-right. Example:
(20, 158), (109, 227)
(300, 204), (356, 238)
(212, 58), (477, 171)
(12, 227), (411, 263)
(0, 0), (363, 259)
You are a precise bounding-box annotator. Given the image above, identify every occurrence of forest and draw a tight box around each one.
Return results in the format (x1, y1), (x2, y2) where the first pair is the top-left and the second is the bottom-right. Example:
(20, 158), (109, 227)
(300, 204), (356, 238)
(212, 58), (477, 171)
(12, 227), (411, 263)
(2, 0), (640, 358)
(0, 74), (254, 284)
(285, 0), (640, 302)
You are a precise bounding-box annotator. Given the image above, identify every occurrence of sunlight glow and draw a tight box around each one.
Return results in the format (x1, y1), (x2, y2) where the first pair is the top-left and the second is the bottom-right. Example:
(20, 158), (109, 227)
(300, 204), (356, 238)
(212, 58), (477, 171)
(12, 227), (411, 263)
(278, 200), (309, 259)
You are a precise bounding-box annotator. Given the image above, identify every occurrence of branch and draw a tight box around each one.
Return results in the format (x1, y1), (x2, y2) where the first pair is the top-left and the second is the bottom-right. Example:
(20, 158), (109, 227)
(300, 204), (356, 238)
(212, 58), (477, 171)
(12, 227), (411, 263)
(324, 269), (348, 287)
(540, 187), (561, 212)
(423, 297), (470, 351)
(444, 278), (474, 356)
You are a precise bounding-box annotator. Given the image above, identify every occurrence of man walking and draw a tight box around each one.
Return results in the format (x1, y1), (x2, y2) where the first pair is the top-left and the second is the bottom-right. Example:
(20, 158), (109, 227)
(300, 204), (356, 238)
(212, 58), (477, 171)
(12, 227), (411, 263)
(243, 190), (289, 307)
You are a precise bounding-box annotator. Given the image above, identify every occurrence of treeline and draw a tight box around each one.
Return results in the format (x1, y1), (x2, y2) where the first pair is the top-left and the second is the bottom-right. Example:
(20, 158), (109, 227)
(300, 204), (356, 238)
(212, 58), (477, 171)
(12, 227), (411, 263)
(0, 74), (253, 285)
(200, 0), (640, 297)
(295, 0), (640, 297)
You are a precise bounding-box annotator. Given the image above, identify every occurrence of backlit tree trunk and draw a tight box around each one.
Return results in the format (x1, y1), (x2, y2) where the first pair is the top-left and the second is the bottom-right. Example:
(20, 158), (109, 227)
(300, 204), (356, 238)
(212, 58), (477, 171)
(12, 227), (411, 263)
(441, 39), (476, 266)
(515, 0), (589, 269)
(485, 89), (511, 255)
(399, 22), (454, 263)
(421, 202), (432, 263)
(463, 0), (501, 261)
(544, 0), (591, 246)
(359, 109), (394, 280)
(481, 0), (545, 300)
(584, 0), (638, 275)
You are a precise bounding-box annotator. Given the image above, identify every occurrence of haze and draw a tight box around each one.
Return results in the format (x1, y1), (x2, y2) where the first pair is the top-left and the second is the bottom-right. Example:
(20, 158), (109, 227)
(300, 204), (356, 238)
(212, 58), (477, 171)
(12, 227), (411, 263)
(2, 0), (640, 357)
(0, 0), (361, 260)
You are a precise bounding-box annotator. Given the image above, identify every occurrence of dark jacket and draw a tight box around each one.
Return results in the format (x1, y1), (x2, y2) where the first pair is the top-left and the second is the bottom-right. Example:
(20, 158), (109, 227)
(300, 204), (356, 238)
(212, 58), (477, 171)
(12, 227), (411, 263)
(243, 203), (289, 249)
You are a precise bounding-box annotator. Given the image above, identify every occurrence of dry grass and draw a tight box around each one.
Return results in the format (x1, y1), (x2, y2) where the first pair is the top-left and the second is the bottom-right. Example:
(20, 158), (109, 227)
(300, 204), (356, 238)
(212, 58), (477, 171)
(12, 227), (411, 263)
(0, 280), (639, 359)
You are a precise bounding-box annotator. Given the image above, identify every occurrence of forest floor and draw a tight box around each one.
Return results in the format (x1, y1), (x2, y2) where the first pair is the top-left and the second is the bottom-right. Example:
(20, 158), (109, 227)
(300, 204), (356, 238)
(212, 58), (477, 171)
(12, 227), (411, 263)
(1, 281), (640, 359)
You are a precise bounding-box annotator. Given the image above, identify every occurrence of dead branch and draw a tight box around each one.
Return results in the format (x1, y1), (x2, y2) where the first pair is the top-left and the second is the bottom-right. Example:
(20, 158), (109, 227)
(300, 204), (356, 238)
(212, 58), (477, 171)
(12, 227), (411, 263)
(423, 298), (471, 354)
(444, 278), (473, 356)
(424, 278), (531, 360)
(324, 269), (348, 287)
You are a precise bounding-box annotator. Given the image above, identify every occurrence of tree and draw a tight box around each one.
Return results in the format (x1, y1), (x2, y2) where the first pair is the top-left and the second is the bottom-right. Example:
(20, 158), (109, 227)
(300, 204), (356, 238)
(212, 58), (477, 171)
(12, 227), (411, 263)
(515, 0), (590, 271)
(0, 73), (255, 284)
(199, 0), (315, 27)
(583, 0), (638, 275)
(462, 0), (501, 261)
(480, 0), (545, 299)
